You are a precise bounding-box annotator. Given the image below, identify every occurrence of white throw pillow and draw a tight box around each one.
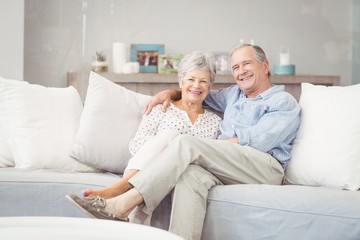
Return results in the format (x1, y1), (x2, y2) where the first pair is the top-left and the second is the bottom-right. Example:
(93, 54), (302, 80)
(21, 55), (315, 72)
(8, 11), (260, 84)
(285, 83), (360, 191)
(0, 77), (28, 167)
(0, 121), (12, 167)
(70, 72), (151, 173)
(1, 81), (95, 172)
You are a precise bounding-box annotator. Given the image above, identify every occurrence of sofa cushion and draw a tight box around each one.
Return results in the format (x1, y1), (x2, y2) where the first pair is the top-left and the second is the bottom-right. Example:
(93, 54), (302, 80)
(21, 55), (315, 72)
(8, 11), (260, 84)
(0, 81), (94, 172)
(285, 83), (360, 190)
(70, 72), (151, 174)
(0, 167), (171, 230)
(202, 184), (360, 240)
(0, 168), (120, 217)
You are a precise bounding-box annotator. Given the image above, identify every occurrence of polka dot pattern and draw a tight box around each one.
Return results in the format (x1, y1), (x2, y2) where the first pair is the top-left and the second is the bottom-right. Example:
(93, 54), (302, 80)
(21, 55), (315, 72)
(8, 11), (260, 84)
(129, 103), (221, 155)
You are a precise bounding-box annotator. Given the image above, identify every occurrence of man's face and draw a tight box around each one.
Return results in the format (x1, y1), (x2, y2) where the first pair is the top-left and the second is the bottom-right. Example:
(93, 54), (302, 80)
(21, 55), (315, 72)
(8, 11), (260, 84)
(230, 46), (269, 97)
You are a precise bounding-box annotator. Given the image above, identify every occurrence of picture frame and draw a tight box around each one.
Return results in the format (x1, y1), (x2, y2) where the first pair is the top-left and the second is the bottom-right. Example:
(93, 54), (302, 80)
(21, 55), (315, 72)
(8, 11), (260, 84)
(130, 44), (165, 73)
(158, 54), (183, 74)
(213, 52), (231, 74)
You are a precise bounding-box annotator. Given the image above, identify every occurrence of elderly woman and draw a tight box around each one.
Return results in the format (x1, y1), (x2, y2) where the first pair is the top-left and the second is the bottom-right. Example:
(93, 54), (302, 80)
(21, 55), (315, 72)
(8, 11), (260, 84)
(68, 51), (221, 209)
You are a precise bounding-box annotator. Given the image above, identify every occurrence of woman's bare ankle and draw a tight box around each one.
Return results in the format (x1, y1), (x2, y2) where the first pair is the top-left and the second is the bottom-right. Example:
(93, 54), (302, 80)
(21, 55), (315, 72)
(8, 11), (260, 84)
(83, 182), (132, 199)
(84, 189), (118, 199)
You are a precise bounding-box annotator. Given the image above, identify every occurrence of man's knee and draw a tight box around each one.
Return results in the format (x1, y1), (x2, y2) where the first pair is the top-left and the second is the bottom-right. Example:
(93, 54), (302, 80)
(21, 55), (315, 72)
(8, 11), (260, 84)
(180, 164), (206, 179)
(178, 164), (220, 191)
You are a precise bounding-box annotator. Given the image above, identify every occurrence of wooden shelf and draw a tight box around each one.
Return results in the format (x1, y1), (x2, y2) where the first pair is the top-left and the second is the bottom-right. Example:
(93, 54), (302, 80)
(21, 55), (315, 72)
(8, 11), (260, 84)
(67, 72), (340, 101)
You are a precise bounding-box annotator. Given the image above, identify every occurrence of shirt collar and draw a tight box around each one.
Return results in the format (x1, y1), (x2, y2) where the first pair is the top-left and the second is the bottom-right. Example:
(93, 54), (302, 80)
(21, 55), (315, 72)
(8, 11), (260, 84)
(255, 85), (285, 100)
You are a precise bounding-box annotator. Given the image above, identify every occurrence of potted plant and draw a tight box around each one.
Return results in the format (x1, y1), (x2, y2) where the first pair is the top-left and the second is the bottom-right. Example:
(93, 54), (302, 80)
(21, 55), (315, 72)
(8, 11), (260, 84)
(91, 51), (108, 72)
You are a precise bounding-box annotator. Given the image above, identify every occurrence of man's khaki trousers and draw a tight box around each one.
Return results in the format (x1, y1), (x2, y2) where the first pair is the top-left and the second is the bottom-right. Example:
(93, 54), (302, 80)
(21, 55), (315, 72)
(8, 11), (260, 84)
(129, 134), (284, 240)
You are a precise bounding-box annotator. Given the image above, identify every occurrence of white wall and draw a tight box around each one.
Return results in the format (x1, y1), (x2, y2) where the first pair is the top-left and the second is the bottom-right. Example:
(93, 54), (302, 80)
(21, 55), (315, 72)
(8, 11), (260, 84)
(23, 0), (354, 87)
(0, 0), (24, 80)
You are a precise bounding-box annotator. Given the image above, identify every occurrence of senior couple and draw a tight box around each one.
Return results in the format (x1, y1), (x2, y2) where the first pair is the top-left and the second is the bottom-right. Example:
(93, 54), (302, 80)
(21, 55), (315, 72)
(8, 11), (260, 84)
(67, 43), (301, 240)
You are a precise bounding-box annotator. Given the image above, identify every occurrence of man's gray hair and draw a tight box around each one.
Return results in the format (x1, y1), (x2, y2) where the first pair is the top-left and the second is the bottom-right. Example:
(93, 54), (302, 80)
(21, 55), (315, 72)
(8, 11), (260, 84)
(230, 43), (270, 77)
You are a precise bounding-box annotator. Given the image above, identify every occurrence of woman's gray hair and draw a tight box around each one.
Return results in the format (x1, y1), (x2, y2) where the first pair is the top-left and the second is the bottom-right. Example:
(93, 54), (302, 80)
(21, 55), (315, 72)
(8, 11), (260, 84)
(177, 51), (216, 83)
(230, 43), (271, 77)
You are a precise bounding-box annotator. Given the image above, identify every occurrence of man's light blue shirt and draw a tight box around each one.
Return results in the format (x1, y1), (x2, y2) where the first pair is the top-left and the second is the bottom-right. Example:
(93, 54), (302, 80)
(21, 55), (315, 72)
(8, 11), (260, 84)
(204, 84), (301, 169)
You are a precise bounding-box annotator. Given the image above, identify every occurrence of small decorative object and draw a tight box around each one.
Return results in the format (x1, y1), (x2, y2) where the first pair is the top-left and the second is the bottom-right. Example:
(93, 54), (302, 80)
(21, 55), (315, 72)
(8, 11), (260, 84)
(213, 52), (231, 74)
(130, 44), (165, 73)
(122, 62), (140, 74)
(91, 51), (108, 73)
(273, 45), (295, 75)
(112, 42), (126, 74)
(158, 54), (183, 74)
(279, 45), (290, 65)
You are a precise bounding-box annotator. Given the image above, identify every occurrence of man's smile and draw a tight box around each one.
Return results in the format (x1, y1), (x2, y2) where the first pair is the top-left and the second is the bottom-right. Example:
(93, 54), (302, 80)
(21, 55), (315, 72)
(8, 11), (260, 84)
(239, 74), (253, 82)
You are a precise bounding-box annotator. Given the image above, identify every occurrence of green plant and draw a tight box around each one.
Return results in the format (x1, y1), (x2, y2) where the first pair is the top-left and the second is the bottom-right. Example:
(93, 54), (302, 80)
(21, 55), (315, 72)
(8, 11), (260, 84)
(96, 51), (106, 62)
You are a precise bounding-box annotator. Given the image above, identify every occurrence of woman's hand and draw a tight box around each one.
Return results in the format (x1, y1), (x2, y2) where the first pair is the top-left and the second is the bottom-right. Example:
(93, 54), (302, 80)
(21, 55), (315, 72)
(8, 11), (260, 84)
(143, 90), (181, 115)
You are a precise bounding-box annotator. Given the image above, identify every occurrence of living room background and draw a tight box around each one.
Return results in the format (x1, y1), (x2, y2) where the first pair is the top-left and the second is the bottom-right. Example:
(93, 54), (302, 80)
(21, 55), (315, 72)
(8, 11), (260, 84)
(1, 0), (359, 87)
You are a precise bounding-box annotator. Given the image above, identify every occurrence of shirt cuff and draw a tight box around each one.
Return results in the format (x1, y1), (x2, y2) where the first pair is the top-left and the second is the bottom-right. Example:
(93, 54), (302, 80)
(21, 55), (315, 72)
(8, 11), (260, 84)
(237, 130), (250, 146)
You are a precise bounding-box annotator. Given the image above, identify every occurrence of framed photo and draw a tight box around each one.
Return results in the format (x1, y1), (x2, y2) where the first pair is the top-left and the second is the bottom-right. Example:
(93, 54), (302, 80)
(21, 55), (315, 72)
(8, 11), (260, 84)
(158, 54), (183, 74)
(130, 44), (165, 73)
(213, 52), (231, 74)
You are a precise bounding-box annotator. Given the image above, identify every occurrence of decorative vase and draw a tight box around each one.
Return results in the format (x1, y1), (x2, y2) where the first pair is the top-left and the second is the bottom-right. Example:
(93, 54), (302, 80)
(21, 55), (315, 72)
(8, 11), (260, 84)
(91, 61), (108, 72)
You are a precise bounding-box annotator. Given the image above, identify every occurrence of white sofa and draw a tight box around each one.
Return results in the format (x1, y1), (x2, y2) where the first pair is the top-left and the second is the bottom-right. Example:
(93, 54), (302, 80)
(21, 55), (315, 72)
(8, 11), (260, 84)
(1, 72), (360, 240)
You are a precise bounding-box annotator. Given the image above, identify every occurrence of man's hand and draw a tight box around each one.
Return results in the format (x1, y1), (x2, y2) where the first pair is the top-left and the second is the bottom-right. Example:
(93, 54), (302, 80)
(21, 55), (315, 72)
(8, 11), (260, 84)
(225, 138), (239, 144)
(143, 89), (181, 115)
